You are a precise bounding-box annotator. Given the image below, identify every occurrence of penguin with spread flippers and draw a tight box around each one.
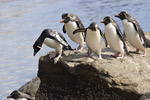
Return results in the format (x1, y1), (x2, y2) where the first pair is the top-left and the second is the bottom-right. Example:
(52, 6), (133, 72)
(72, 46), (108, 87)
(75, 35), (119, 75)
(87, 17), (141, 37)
(73, 22), (107, 59)
(33, 29), (72, 64)
(100, 16), (128, 58)
(115, 11), (150, 56)
(60, 13), (85, 51)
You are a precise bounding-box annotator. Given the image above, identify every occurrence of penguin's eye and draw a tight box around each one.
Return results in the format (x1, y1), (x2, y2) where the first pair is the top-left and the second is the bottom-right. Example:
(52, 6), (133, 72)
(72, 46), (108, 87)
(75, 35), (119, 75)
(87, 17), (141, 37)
(64, 16), (67, 19)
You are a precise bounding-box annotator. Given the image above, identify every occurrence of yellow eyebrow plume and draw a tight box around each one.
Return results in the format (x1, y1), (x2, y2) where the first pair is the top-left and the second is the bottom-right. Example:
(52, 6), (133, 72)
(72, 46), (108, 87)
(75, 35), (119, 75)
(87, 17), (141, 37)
(37, 46), (43, 49)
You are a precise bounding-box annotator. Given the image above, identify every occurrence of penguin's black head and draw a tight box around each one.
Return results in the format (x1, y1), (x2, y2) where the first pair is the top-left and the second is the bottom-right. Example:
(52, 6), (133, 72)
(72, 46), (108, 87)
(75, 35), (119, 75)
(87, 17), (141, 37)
(7, 90), (21, 99)
(88, 22), (99, 31)
(60, 13), (77, 23)
(114, 11), (128, 20)
(100, 16), (113, 25)
(33, 41), (42, 56)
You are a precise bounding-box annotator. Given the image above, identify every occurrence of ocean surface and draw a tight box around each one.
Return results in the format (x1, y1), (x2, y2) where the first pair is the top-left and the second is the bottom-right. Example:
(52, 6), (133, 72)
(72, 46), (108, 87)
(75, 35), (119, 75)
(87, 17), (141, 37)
(0, 0), (150, 99)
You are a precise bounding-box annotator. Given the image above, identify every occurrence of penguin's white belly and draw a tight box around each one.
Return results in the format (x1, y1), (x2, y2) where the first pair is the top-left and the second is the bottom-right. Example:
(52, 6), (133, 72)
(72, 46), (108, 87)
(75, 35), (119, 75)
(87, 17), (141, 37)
(122, 20), (144, 50)
(86, 29), (101, 54)
(44, 38), (62, 53)
(65, 21), (84, 46)
(105, 23), (124, 53)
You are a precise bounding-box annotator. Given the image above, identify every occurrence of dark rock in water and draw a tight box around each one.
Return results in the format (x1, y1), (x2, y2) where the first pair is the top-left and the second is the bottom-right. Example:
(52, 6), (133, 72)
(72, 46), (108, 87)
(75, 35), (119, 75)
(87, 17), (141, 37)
(34, 33), (150, 100)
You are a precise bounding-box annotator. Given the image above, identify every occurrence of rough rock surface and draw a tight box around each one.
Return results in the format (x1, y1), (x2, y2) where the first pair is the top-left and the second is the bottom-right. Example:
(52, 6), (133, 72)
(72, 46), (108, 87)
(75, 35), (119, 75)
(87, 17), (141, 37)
(35, 33), (150, 100)
(18, 76), (40, 98)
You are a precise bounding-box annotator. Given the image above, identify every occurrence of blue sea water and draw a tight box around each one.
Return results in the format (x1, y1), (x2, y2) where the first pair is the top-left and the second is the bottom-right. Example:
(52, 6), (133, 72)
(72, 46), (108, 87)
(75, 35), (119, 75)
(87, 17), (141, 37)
(0, 0), (150, 99)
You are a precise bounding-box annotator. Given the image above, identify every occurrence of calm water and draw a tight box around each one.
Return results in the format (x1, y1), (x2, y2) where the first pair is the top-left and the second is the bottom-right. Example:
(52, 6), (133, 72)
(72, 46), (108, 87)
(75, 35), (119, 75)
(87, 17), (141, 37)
(0, 0), (150, 99)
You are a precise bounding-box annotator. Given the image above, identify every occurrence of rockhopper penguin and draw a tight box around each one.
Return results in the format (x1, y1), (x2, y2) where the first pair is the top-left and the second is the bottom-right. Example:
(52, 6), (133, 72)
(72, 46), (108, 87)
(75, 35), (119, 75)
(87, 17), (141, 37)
(33, 29), (72, 64)
(115, 11), (150, 56)
(60, 13), (85, 51)
(73, 22), (107, 59)
(7, 90), (34, 100)
(100, 16), (128, 58)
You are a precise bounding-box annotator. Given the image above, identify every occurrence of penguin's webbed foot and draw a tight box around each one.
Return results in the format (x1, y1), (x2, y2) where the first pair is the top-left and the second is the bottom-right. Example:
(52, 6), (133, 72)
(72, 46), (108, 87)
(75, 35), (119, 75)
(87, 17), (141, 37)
(141, 50), (146, 57)
(129, 49), (139, 54)
(54, 57), (59, 64)
(77, 45), (83, 52)
(49, 52), (57, 59)
(111, 52), (123, 58)
(54, 54), (61, 64)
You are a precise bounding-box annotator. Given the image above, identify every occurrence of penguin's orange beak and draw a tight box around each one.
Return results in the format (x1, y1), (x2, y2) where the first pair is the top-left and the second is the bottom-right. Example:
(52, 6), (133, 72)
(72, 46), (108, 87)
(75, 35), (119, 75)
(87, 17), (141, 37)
(100, 20), (104, 23)
(7, 95), (12, 98)
(114, 14), (119, 17)
(60, 19), (64, 23)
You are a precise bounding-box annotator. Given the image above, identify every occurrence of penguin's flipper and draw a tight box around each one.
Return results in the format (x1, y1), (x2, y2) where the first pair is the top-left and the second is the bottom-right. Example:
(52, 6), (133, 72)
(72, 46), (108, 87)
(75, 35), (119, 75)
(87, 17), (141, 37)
(104, 33), (108, 47)
(112, 22), (129, 54)
(63, 25), (66, 33)
(132, 21), (143, 42)
(112, 21), (125, 41)
(73, 28), (86, 34)
(116, 28), (129, 54)
(98, 28), (107, 47)
(53, 31), (73, 50)
(123, 30), (126, 39)
(48, 30), (69, 47)
(76, 21), (86, 40)
(76, 19), (84, 29)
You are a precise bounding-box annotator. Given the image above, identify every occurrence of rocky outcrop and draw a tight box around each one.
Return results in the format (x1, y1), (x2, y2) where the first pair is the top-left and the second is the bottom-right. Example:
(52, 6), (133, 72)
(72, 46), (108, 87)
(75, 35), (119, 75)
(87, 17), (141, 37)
(18, 76), (40, 98)
(35, 34), (150, 100)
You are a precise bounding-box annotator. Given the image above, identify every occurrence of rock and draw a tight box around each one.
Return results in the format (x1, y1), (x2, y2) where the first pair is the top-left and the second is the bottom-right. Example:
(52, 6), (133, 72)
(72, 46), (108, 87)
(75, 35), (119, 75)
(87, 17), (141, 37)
(18, 77), (40, 98)
(35, 33), (150, 100)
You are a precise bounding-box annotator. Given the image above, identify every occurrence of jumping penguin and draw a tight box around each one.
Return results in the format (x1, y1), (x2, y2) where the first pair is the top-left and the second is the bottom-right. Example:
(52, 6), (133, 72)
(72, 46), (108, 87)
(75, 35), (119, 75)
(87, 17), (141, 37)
(33, 29), (72, 64)
(73, 22), (107, 59)
(115, 11), (150, 56)
(100, 16), (128, 58)
(60, 13), (85, 51)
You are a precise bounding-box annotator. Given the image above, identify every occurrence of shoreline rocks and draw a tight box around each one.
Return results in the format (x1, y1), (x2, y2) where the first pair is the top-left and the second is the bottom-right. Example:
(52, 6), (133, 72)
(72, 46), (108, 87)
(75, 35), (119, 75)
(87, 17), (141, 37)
(35, 43), (150, 100)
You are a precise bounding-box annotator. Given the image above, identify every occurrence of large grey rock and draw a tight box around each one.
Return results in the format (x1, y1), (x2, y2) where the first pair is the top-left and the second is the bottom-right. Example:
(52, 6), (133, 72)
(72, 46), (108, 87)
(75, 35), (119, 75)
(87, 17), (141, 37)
(35, 34), (150, 100)
(18, 76), (40, 98)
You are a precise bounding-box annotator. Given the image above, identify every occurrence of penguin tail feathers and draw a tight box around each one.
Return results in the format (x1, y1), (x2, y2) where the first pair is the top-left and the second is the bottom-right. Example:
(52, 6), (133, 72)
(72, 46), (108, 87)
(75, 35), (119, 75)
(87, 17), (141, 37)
(145, 39), (150, 48)
(125, 50), (133, 57)
(124, 46), (133, 57)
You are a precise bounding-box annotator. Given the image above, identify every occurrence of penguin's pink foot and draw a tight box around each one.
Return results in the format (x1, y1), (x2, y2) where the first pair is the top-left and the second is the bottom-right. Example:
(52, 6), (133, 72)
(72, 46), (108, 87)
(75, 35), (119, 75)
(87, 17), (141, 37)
(49, 52), (57, 59)
(54, 57), (59, 64)
(129, 49), (139, 54)
(111, 52), (123, 58)
(54, 54), (61, 64)
(116, 54), (123, 59)
(77, 45), (83, 52)
(141, 50), (146, 57)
